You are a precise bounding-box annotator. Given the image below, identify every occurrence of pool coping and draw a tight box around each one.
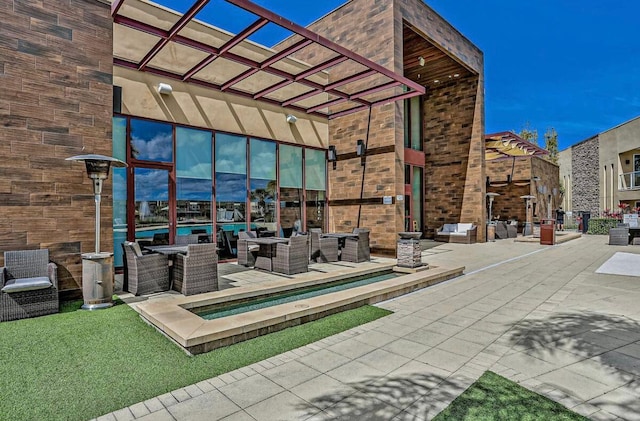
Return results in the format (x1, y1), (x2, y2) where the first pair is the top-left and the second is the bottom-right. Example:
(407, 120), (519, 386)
(136, 263), (464, 354)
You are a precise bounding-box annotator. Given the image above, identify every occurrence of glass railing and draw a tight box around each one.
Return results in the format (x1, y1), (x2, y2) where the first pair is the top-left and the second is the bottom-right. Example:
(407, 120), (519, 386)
(619, 171), (640, 190)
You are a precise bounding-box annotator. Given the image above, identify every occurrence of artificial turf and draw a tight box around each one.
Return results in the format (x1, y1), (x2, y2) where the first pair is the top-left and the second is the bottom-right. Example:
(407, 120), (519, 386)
(433, 371), (589, 421)
(0, 300), (391, 421)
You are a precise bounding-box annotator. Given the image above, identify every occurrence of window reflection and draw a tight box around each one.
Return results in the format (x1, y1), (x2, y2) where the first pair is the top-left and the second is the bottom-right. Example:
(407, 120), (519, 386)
(215, 134), (247, 235)
(279, 144), (303, 237)
(130, 119), (173, 162)
(250, 139), (276, 234)
(176, 127), (212, 237)
(134, 168), (169, 244)
(305, 149), (327, 230)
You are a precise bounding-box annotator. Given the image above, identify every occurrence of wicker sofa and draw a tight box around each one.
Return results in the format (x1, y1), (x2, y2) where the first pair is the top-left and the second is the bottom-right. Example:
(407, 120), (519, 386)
(1, 249), (59, 322)
(435, 223), (478, 244)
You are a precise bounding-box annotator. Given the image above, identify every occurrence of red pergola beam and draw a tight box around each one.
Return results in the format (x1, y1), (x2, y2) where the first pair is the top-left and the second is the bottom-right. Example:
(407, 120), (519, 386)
(113, 0), (425, 119)
(183, 17), (269, 81)
(226, 0), (425, 94)
(138, 0), (209, 70)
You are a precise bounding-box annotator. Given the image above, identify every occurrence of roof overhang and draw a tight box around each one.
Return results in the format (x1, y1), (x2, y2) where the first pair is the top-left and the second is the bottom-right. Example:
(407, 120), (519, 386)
(485, 131), (549, 161)
(111, 0), (425, 120)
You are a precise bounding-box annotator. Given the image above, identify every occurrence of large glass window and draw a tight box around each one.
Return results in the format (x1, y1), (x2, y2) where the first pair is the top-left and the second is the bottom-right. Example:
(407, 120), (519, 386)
(130, 119), (173, 162)
(134, 168), (170, 245)
(279, 144), (303, 237)
(250, 138), (277, 234)
(176, 127), (212, 237)
(404, 96), (422, 151)
(305, 149), (327, 230)
(215, 133), (247, 234)
(112, 117), (127, 267)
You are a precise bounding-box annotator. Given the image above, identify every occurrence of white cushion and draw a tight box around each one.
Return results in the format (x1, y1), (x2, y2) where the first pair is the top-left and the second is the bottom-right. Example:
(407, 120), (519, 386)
(2, 277), (52, 293)
(457, 223), (473, 233)
(442, 224), (457, 233)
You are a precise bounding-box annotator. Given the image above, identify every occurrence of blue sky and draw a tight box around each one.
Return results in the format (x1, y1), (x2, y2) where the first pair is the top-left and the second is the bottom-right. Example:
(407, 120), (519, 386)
(157, 0), (640, 151)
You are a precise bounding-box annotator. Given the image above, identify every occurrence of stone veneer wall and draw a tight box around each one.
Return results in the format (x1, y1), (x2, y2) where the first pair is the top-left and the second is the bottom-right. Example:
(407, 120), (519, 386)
(571, 136), (600, 215)
(0, 0), (113, 300)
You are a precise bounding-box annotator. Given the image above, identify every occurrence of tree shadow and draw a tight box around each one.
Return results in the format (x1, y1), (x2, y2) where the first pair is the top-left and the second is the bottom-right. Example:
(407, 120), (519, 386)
(506, 311), (640, 417)
(294, 372), (477, 420)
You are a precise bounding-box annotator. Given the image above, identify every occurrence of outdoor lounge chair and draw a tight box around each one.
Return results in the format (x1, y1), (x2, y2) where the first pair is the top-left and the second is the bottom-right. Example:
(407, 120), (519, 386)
(495, 221), (509, 239)
(173, 243), (218, 295)
(310, 228), (339, 263)
(123, 242), (169, 295)
(609, 227), (629, 246)
(273, 234), (309, 275)
(435, 223), (477, 244)
(342, 229), (371, 263)
(1, 249), (59, 322)
(237, 231), (259, 267)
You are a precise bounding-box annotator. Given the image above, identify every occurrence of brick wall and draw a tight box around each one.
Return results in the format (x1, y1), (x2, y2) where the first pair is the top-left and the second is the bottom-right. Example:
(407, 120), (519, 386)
(0, 0), (113, 300)
(571, 136), (600, 214)
(284, 0), (484, 250)
(423, 75), (484, 238)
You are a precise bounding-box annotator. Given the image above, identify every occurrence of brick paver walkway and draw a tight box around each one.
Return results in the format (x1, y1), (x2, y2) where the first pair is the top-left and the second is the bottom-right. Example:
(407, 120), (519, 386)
(98, 235), (640, 421)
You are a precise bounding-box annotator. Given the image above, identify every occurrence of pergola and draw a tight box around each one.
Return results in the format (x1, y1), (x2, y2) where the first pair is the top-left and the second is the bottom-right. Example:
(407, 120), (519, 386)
(111, 0), (425, 119)
(485, 131), (549, 161)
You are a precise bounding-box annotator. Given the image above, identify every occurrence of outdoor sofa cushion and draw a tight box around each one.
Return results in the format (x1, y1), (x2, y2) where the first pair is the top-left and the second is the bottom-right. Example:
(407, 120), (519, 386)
(1, 276), (52, 293)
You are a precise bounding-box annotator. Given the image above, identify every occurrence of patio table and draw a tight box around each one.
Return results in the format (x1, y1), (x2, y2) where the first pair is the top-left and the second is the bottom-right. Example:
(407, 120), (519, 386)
(144, 245), (190, 289)
(245, 237), (289, 271)
(322, 233), (358, 250)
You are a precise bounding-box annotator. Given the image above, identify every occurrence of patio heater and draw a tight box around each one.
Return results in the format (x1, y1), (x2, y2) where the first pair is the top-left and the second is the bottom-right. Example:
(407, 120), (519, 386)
(520, 195), (536, 236)
(486, 192), (500, 223)
(66, 154), (127, 310)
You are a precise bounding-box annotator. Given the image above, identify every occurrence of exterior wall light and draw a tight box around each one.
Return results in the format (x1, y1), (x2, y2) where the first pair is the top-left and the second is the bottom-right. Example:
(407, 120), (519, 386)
(157, 83), (173, 95)
(286, 114), (297, 124)
(356, 139), (366, 166)
(328, 145), (337, 170)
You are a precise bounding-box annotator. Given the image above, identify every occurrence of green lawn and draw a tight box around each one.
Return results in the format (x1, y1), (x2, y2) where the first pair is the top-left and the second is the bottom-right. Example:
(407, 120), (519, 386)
(0, 299), (391, 421)
(434, 371), (588, 421)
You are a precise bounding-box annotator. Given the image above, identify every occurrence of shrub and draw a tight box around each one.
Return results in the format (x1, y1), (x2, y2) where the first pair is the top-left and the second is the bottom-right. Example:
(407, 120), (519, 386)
(587, 218), (619, 235)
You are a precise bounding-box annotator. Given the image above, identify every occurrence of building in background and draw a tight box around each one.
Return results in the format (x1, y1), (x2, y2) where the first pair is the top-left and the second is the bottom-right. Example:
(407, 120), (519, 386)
(559, 115), (640, 225)
(485, 132), (559, 231)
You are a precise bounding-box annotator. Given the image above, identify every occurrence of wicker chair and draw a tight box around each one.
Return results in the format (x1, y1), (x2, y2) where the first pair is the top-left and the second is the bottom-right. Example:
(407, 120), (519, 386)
(273, 235), (309, 275)
(237, 231), (259, 267)
(176, 234), (201, 245)
(609, 227), (629, 245)
(1, 249), (58, 322)
(123, 242), (169, 295)
(309, 228), (339, 263)
(507, 221), (518, 238)
(173, 243), (218, 295)
(495, 221), (509, 239)
(342, 229), (371, 263)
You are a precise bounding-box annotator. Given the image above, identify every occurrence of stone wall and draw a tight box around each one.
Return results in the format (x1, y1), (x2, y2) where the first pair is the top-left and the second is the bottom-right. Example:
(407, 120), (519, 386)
(0, 0), (113, 300)
(571, 136), (600, 215)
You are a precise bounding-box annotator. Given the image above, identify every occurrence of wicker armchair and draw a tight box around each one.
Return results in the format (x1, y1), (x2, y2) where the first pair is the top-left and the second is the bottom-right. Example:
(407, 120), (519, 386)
(310, 228), (339, 263)
(342, 229), (371, 263)
(495, 221), (509, 239)
(273, 235), (309, 275)
(123, 242), (169, 295)
(174, 243), (218, 295)
(176, 234), (201, 245)
(1, 249), (58, 322)
(507, 221), (518, 238)
(237, 231), (259, 267)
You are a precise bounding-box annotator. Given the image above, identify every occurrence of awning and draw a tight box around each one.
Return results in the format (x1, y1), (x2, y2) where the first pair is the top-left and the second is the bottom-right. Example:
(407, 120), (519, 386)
(111, 0), (425, 120)
(485, 131), (549, 161)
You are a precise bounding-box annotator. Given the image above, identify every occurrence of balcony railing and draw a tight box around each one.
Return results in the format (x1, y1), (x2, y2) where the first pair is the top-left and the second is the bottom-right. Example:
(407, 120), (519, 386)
(619, 171), (640, 190)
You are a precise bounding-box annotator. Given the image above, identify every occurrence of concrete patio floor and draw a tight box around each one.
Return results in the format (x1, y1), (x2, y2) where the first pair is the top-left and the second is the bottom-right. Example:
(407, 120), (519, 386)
(99, 234), (640, 421)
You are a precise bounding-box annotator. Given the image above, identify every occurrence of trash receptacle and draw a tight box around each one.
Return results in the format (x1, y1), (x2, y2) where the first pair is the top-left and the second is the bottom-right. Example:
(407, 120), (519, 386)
(581, 211), (591, 234)
(540, 219), (555, 245)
